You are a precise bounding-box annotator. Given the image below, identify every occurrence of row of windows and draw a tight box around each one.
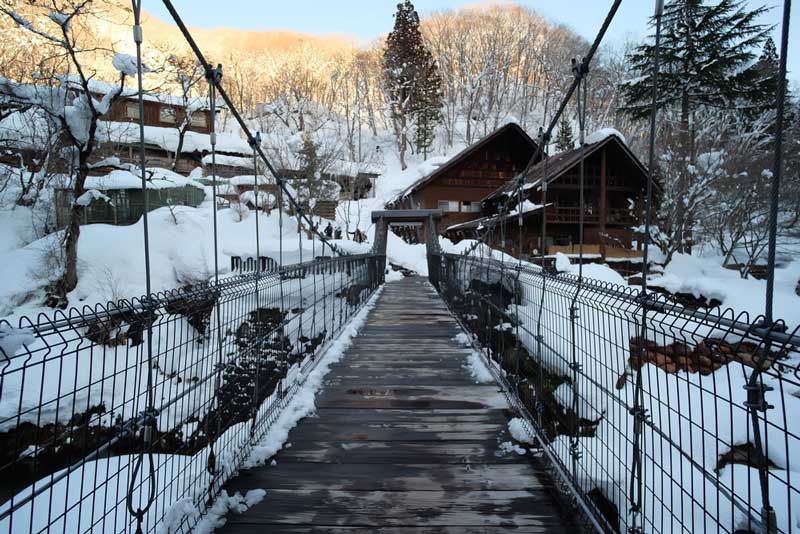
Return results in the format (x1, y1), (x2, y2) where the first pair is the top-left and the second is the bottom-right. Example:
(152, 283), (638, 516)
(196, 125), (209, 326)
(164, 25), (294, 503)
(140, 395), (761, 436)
(125, 102), (207, 128)
(437, 200), (482, 213)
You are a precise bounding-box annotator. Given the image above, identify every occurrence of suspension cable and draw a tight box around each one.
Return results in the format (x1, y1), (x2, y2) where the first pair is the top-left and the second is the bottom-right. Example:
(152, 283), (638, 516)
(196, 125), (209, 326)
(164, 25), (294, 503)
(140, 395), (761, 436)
(126, 3), (157, 532)
(534, 129), (549, 430)
(629, 3), (665, 532)
(765, 0), (791, 327)
(297, 208), (305, 343)
(204, 64), (226, 502)
(752, 3), (792, 531)
(566, 53), (589, 497)
(249, 131), (262, 438)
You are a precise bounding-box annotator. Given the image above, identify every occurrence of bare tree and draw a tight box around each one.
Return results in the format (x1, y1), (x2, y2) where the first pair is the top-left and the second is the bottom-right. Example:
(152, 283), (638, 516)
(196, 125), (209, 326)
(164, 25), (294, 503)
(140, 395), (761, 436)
(0, 1), (134, 306)
(157, 50), (205, 172)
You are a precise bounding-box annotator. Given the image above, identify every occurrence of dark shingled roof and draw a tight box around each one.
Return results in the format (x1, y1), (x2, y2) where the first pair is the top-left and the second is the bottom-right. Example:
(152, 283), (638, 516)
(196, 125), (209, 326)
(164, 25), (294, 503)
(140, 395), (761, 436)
(484, 132), (649, 201)
(388, 122), (539, 204)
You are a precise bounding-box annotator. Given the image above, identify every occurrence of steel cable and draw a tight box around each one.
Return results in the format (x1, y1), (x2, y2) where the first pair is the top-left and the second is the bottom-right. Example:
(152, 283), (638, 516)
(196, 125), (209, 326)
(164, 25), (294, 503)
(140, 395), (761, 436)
(125, 2), (158, 531)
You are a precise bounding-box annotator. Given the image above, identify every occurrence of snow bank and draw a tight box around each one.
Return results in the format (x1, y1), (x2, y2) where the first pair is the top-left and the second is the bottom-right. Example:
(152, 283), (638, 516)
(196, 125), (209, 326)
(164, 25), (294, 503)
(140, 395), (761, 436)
(96, 121), (251, 156)
(650, 253), (800, 329)
(508, 417), (534, 444)
(453, 332), (494, 383)
(0, 202), (313, 320)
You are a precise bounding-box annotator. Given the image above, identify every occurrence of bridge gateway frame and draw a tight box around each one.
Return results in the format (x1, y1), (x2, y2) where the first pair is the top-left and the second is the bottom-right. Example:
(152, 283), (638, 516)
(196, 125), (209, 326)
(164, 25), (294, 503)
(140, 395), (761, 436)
(370, 208), (444, 265)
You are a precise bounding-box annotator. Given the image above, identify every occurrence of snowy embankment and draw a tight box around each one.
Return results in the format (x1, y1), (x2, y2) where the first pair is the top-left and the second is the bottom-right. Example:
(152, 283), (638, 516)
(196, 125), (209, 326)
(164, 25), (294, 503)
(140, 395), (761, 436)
(501, 256), (800, 533)
(0, 283), (383, 534)
(0, 194), (320, 321)
(648, 252), (800, 328)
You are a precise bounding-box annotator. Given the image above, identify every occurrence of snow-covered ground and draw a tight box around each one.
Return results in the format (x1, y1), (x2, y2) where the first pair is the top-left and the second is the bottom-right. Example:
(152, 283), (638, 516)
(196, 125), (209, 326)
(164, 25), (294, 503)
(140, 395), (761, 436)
(0, 186), (324, 321)
(649, 252), (800, 329)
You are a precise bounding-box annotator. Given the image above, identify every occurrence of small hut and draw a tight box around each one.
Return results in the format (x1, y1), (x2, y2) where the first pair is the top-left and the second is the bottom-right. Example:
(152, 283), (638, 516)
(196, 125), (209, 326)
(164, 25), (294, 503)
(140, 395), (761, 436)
(55, 168), (205, 228)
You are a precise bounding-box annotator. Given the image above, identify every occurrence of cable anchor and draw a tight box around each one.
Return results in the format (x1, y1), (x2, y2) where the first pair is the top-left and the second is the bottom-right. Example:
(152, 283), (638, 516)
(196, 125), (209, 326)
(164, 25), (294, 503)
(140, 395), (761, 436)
(744, 382), (774, 412)
(571, 57), (589, 80)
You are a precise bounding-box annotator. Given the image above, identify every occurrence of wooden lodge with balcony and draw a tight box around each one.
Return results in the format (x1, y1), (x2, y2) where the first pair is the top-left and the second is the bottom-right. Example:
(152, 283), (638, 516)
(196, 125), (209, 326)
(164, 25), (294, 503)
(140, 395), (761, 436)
(446, 130), (650, 262)
(386, 123), (541, 241)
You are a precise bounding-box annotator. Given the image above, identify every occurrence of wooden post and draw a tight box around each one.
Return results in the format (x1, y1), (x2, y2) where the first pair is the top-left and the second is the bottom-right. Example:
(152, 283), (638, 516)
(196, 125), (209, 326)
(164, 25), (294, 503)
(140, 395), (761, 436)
(599, 148), (607, 258)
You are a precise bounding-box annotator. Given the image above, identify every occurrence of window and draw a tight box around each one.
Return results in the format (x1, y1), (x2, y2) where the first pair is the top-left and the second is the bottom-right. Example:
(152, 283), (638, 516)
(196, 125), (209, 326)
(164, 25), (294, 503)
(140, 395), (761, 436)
(190, 113), (207, 128)
(437, 200), (460, 212)
(159, 107), (177, 124)
(125, 102), (140, 119)
(461, 201), (481, 213)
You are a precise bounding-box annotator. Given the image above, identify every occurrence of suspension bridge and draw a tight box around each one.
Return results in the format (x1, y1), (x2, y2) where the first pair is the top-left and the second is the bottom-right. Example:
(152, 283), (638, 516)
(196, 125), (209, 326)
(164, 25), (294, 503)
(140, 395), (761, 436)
(0, 0), (797, 533)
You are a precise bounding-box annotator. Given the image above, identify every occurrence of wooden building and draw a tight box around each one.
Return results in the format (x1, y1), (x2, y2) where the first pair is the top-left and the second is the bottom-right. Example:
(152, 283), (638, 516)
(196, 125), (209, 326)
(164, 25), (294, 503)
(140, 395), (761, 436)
(68, 78), (214, 134)
(450, 131), (649, 261)
(387, 123), (540, 240)
(54, 170), (205, 228)
(71, 79), (253, 177)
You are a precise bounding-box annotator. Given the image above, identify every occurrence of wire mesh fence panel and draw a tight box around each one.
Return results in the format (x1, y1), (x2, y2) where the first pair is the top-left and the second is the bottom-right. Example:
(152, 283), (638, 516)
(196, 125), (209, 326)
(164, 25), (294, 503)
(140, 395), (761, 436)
(430, 252), (800, 534)
(0, 254), (384, 534)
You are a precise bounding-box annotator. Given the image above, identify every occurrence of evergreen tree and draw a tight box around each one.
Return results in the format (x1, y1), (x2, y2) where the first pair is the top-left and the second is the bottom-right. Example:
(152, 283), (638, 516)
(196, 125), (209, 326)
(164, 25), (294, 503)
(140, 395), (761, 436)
(555, 115), (574, 152)
(383, 0), (443, 169)
(622, 0), (769, 122)
(742, 37), (782, 121)
(414, 58), (443, 158)
(298, 133), (320, 181)
(296, 134), (321, 213)
(620, 0), (770, 254)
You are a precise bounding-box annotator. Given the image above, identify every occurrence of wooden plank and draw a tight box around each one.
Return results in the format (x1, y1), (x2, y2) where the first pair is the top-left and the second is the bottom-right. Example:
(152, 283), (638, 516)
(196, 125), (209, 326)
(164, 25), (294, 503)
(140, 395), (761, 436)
(273, 440), (532, 464)
(287, 420), (510, 441)
(218, 276), (572, 533)
(315, 385), (507, 410)
(229, 463), (545, 491)
(310, 408), (514, 423)
(224, 526), (574, 533)
(223, 489), (565, 528)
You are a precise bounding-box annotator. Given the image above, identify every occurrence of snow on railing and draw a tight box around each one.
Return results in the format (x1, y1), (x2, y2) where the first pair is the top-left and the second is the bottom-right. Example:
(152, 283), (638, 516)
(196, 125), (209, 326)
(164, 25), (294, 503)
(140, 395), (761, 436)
(430, 252), (800, 534)
(0, 254), (384, 534)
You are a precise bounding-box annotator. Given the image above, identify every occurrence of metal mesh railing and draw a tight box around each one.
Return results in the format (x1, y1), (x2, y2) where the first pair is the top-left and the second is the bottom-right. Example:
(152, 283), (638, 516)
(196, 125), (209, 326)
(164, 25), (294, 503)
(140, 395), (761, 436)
(0, 254), (383, 534)
(430, 252), (800, 534)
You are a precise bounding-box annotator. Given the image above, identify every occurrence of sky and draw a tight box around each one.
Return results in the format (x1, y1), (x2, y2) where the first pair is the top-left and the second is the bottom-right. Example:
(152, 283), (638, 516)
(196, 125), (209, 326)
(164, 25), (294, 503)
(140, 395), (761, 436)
(147, 1), (797, 78)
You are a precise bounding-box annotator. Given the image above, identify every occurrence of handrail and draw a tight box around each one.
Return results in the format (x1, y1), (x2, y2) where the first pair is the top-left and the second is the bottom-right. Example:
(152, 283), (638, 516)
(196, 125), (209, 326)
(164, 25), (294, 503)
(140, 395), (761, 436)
(429, 251), (800, 534)
(0, 254), (384, 533)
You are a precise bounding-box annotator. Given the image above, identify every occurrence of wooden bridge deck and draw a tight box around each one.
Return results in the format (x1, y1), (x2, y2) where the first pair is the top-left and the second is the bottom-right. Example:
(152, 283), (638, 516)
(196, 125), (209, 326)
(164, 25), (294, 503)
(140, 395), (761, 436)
(219, 276), (574, 533)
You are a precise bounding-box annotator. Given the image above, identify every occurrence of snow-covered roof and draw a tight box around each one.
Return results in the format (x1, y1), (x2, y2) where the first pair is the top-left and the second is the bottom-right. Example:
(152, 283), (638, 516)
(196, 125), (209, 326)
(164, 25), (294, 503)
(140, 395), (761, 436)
(485, 127), (645, 201)
(326, 159), (384, 178)
(228, 175), (278, 187)
(388, 122), (538, 205)
(82, 167), (204, 191)
(62, 75), (222, 110)
(96, 121), (251, 156)
(584, 128), (627, 146)
(203, 154), (255, 169)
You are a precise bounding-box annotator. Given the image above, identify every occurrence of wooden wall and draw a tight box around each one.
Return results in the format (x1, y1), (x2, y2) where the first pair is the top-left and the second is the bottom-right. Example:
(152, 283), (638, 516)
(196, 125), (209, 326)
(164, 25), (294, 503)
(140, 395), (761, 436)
(101, 97), (212, 134)
(409, 127), (536, 234)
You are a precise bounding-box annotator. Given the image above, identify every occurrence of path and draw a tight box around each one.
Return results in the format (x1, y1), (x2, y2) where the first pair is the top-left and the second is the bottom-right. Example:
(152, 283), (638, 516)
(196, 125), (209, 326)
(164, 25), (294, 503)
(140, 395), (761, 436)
(220, 276), (575, 533)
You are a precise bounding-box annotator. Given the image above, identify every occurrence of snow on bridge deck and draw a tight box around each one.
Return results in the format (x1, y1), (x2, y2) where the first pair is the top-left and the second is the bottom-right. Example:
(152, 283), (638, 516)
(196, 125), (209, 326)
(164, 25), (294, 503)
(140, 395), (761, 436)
(219, 276), (575, 533)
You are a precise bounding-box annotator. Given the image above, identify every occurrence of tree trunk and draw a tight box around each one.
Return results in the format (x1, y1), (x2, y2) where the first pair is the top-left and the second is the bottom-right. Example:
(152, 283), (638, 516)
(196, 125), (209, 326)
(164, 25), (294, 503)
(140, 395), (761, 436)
(673, 90), (691, 254)
(49, 157), (86, 307)
(173, 125), (188, 172)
